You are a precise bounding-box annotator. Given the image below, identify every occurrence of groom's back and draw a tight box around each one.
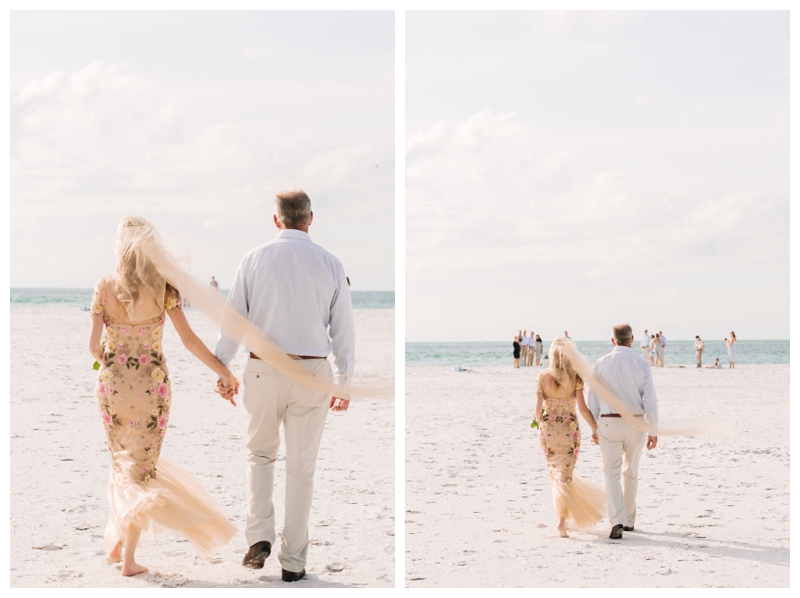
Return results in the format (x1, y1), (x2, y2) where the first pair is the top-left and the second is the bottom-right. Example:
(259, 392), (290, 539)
(239, 231), (351, 357)
(592, 346), (657, 422)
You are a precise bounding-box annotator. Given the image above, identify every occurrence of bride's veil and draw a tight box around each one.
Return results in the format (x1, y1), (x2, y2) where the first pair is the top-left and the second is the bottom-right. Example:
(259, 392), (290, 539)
(119, 215), (393, 401)
(554, 337), (735, 436)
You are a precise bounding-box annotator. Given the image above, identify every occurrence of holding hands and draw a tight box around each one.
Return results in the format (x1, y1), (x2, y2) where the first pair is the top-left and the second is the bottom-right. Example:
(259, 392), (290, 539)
(215, 372), (240, 406)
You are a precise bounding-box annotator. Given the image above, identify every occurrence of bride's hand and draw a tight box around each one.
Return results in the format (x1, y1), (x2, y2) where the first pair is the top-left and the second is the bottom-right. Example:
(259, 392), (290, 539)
(217, 373), (240, 406)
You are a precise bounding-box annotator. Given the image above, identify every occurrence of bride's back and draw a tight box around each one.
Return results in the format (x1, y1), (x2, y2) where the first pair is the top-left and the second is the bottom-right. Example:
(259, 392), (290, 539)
(539, 371), (579, 398)
(97, 275), (164, 325)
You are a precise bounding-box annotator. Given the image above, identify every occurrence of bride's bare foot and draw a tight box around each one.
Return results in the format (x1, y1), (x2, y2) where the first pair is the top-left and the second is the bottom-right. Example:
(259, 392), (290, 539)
(121, 562), (148, 577)
(106, 542), (122, 563)
(557, 519), (569, 538)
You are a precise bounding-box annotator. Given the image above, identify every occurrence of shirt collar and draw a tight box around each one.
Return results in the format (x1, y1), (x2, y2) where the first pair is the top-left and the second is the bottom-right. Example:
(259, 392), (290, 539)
(277, 229), (312, 242)
(613, 345), (633, 353)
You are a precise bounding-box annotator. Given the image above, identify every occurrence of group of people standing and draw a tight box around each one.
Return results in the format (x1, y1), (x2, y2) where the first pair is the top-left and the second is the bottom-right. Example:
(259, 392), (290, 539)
(513, 330), (544, 368)
(694, 331), (737, 368)
(640, 329), (667, 367)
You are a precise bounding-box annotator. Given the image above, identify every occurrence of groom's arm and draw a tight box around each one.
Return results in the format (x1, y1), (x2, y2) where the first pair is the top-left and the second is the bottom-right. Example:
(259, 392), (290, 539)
(328, 262), (355, 389)
(641, 363), (658, 427)
(214, 259), (249, 369)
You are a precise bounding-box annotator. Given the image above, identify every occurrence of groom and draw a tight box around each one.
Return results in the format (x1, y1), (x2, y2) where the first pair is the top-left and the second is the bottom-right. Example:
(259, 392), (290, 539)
(214, 189), (355, 581)
(587, 323), (658, 539)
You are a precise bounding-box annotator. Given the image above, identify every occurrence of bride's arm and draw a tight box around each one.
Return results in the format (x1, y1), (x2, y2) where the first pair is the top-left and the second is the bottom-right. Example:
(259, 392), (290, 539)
(88, 314), (104, 362)
(576, 388), (597, 433)
(534, 391), (544, 423)
(166, 307), (240, 400)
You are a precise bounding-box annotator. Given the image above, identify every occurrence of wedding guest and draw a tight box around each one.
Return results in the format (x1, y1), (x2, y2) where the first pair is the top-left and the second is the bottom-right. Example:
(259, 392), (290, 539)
(564, 330), (570, 339)
(694, 336), (704, 368)
(535, 334), (543, 366)
(520, 330), (528, 365)
(705, 358), (721, 369)
(725, 332), (737, 368)
(526, 330), (535, 366)
(641, 329), (650, 359)
(658, 330), (667, 366)
(210, 275), (220, 290)
(654, 333), (665, 368)
(648, 335), (656, 366)
(513, 335), (521, 368)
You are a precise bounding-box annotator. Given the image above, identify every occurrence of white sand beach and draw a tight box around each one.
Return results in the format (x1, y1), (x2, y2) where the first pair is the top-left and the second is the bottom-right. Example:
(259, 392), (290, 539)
(406, 363), (789, 588)
(11, 305), (394, 588)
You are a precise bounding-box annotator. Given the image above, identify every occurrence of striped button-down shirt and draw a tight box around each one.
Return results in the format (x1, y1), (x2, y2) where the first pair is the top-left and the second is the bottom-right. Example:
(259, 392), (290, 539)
(587, 345), (659, 427)
(214, 229), (355, 381)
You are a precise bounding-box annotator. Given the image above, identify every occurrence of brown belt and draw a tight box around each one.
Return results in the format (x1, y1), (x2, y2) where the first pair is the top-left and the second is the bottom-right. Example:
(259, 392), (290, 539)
(601, 413), (644, 418)
(250, 351), (325, 361)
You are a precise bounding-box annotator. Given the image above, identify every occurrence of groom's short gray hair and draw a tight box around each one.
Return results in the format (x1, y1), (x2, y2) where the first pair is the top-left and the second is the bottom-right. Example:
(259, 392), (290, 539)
(613, 323), (633, 345)
(275, 190), (312, 229)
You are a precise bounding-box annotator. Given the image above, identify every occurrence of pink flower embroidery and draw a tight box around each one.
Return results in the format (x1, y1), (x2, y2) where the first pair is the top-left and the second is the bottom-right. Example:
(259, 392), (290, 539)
(118, 395), (125, 401)
(142, 466), (147, 472)
(130, 421), (139, 427)
(118, 343), (124, 349)
(137, 326), (146, 335)
(120, 326), (130, 335)
(139, 394), (144, 400)
(159, 318), (165, 326)
(574, 447), (580, 457)
(157, 415), (168, 429)
(117, 354), (127, 365)
(97, 382), (107, 397)
(139, 354), (149, 365)
(157, 383), (168, 398)
(142, 342), (149, 350)
(106, 385), (115, 395)
(149, 387), (156, 395)
(101, 413), (112, 425)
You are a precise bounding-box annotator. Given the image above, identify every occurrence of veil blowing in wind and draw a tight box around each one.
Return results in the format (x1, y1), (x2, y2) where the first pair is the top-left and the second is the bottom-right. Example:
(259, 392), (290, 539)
(553, 337), (736, 437)
(119, 216), (394, 402)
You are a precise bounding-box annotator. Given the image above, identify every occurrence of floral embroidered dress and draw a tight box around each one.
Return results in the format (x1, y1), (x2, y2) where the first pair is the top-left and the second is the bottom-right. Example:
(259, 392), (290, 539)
(537, 372), (606, 530)
(92, 277), (236, 557)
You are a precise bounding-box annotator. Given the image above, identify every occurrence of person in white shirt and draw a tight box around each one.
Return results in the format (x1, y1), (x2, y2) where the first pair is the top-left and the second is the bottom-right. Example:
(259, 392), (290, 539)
(641, 329), (650, 359)
(521, 330), (529, 365)
(587, 323), (658, 539)
(658, 330), (667, 366)
(525, 330), (535, 366)
(694, 336), (705, 368)
(214, 190), (354, 582)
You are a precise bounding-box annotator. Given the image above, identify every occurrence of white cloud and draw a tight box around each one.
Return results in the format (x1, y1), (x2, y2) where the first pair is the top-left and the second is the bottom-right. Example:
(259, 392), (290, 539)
(406, 109), (788, 340)
(11, 59), (394, 289)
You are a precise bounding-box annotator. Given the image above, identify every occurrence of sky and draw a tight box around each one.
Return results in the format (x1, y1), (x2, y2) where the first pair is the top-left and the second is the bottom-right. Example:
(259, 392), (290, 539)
(406, 10), (789, 342)
(10, 10), (394, 291)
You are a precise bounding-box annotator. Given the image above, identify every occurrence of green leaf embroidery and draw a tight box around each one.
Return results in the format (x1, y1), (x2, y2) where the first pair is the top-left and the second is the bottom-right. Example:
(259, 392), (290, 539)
(92, 361), (100, 370)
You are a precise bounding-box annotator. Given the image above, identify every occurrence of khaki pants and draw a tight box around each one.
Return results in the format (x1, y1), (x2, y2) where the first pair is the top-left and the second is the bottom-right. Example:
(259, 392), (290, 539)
(641, 347), (649, 359)
(242, 357), (331, 572)
(525, 345), (534, 366)
(598, 417), (646, 528)
(696, 349), (703, 367)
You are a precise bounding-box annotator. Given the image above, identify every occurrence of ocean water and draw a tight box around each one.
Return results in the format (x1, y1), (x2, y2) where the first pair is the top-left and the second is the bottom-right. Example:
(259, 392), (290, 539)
(10, 288), (394, 310)
(406, 340), (789, 367)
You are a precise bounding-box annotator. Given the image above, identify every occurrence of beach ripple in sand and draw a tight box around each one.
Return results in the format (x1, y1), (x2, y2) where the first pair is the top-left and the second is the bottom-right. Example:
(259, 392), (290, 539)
(11, 305), (394, 588)
(405, 363), (789, 588)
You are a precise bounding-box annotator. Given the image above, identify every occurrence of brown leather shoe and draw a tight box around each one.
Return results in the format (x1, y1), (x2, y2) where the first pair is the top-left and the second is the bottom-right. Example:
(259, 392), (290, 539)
(282, 568), (305, 582)
(623, 525), (634, 532)
(609, 524), (624, 539)
(242, 541), (271, 569)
